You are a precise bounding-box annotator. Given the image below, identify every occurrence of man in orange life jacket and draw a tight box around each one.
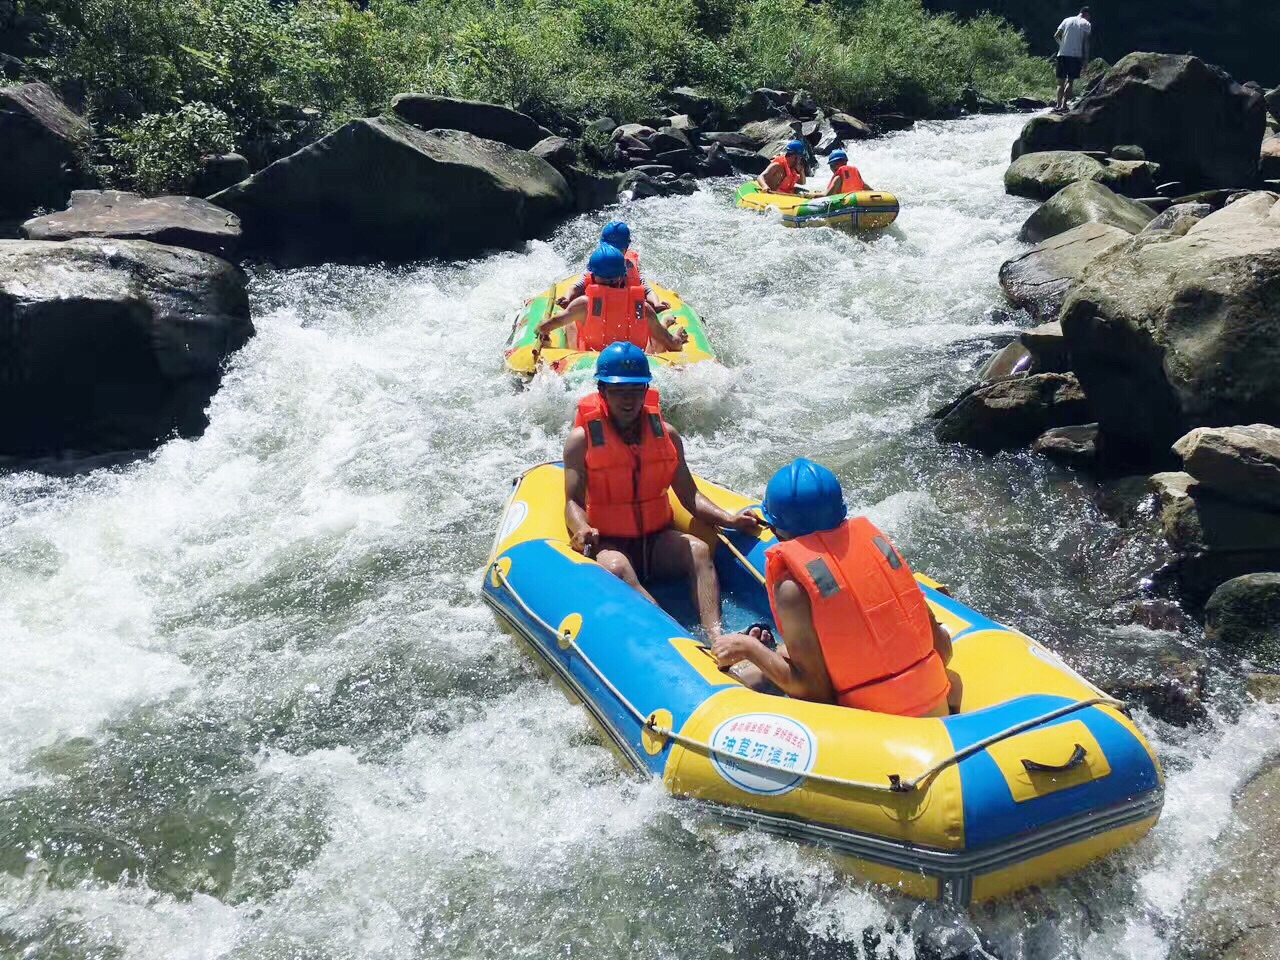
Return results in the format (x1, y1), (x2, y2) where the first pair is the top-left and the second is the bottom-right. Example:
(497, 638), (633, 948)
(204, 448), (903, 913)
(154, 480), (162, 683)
(536, 243), (685, 354)
(822, 149), (871, 197)
(564, 342), (762, 639)
(712, 459), (962, 716)
(756, 139), (809, 194)
(558, 221), (668, 314)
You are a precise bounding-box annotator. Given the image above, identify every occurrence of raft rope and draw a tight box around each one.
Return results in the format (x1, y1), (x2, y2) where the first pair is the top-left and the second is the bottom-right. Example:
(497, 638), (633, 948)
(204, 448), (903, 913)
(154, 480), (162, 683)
(491, 562), (1125, 795)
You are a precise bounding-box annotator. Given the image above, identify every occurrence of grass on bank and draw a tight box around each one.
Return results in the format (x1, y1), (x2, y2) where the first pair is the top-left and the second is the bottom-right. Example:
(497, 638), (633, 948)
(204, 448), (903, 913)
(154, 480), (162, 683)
(20, 0), (1053, 191)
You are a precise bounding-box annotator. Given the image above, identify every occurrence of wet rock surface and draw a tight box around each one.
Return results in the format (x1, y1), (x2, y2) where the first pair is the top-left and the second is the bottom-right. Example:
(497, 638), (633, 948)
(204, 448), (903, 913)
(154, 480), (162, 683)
(1173, 425), (1280, 511)
(933, 372), (1091, 452)
(1018, 180), (1156, 243)
(1204, 574), (1280, 669)
(1005, 150), (1157, 201)
(0, 238), (252, 456)
(999, 222), (1130, 324)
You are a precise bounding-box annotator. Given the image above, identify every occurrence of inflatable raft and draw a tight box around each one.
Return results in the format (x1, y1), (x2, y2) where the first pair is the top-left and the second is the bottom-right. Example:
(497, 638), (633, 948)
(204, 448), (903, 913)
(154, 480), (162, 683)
(735, 181), (900, 231)
(504, 275), (715, 378)
(483, 463), (1164, 903)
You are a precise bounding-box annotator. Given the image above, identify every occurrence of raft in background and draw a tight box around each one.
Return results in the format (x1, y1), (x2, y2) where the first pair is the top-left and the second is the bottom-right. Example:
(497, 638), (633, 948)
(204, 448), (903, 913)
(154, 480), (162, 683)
(735, 181), (900, 231)
(504, 274), (716, 378)
(483, 462), (1163, 904)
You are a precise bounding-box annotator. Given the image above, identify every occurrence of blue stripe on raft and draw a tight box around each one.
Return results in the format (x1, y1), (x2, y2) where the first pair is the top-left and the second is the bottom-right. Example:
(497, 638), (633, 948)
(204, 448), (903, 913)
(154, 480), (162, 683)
(943, 695), (1162, 848)
(485, 538), (725, 776)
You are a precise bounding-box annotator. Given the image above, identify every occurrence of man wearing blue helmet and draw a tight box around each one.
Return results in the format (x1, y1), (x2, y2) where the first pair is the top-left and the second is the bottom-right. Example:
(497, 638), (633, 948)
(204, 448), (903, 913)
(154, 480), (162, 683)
(713, 458), (959, 716)
(564, 342), (761, 640)
(756, 139), (809, 194)
(558, 221), (668, 313)
(536, 243), (684, 354)
(822, 149), (870, 197)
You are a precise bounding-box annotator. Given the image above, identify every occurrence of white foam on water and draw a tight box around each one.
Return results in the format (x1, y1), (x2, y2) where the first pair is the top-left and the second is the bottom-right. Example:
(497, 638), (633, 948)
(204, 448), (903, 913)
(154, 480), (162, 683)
(1, 114), (1275, 960)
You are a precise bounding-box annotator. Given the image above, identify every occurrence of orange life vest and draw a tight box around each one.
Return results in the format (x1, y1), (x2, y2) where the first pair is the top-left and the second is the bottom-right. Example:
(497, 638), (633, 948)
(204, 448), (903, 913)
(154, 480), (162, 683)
(829, 164), (868, 194)
(577, 282), (649, 352)
(573, 391), (679, 538)
(760, 155), (801, 194)
(765, 517), (950, 716)
(624, 249), (641, 285)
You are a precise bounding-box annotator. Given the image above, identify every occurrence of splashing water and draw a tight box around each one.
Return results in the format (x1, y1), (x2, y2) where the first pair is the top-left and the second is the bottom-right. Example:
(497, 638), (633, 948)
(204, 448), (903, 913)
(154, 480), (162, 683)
(1, 115), (1275, 960)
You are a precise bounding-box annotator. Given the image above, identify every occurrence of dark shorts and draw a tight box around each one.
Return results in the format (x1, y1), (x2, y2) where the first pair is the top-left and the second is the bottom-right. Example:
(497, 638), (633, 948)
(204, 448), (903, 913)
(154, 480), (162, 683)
(1056, 55), (1083, 80)
(598, 534), (662, 581)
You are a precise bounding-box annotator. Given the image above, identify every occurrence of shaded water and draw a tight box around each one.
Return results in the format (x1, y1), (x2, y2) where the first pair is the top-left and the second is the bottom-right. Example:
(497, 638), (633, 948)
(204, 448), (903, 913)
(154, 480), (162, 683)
(1, 115), (1276, 959)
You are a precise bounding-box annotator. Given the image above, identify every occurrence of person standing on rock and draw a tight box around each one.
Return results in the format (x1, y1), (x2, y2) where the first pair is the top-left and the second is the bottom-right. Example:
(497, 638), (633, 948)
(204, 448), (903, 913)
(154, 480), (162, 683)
(536, 243), (685, 354)
(558, 220), (668, 313)
(1053, 6), (1092, 112)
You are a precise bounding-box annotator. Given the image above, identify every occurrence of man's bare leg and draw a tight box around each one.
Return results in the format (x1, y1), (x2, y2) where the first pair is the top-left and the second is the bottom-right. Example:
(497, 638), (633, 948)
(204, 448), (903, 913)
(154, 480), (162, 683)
(646, 528), (723, 639)
(594, 547), (661, 606)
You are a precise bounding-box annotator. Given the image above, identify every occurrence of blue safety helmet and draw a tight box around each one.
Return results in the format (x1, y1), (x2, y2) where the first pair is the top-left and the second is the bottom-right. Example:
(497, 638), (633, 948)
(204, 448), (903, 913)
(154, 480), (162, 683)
(828, 149), (848, 165)
(595, 341), (652, 385)
(600, 220), (631, 251)
(587, 242), (627, 281)
(785, 139), (806, 155)
(761, 458), (847, 537)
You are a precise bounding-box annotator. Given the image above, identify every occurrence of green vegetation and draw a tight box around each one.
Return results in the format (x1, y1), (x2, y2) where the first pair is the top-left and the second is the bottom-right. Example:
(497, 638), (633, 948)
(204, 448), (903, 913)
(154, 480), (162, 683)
(22, 0), (1051, 189)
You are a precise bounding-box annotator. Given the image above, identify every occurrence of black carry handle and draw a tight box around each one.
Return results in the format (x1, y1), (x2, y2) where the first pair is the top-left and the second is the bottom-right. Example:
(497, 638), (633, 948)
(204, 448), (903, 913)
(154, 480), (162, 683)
(1022, 743), (1087, 774)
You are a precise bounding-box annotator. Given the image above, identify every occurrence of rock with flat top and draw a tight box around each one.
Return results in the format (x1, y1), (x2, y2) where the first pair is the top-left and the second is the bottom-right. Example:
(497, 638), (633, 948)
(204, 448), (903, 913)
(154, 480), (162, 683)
(21, 190), (241, 258)
(999, 222), (1130, 323)
(1173, 425), (1280, 510)
(934, 372), (1091, 452)
(1004, 151), (1157, 201)
(390, 94), (552, 149)
(1032, 423), (1100, 468)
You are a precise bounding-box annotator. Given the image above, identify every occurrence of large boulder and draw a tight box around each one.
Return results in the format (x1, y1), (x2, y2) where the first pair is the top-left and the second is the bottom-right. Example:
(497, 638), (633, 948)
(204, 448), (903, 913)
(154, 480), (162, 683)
(1012, 54), (1267, 189)
(1032, 423), (1101, 469)
(529, 136), (577, 173)
(21, 190), (241, 259)
(828, 112), (873, 140)
(1019, 180), (1156, 243)
(0, 238), (252, 456)
(999, 222), (1130, 323)
(1149, 472), (1280, 601)
(0, 81), (91, 219)
(1204, 573), (1280, 667)
(933, 372), (1091, 452)
(1173, 425), (1280, 511)
(561, 166), (620, 213)
(210, 119), (570, 264)
(737, 117), (798, 151)
(390, 94), (552, 149)
(1060, 192), (1280, 457)
(1004, 151), (1157, 201)
(667, 87), (722, 126)
(1176, 758), (1280, 960)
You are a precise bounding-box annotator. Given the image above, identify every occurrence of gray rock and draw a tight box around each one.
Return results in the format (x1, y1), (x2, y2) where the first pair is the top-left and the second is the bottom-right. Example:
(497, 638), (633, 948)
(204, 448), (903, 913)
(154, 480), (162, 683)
(790, 89), (819, 119)
(612, 123), (657, 143)
(667, 87), (720, 125)
(1093, 644), (1207, 724)
(0, 81), (91, 219)
(1009, 96), (1051, 111)
(700, 142), (732, 176)
(1246, 673), (1280, 701)
(1019, 320), (1070, 371)
(665, 114), (698, 135)
(1204, 573), (1280, 667)
(618, 170), (696, 200)
(210, 119), (570, 265)
(21, 190), (241, 259)
(871, 114), (915, 133)
(1012, 53), (1267, 189)
(738, 88), (791, 122)
(390, 93), (552, 149)
(585, 117), (616, 136)
(530, 136), (577, 172)
(562, 166), (620, 213)
(1176, 759), (1280, 960)
(701, 131), (759, 151)
(828, 111), (873, 140)
(737, 117), (798, 150)
(1266, 87), (1280, 124)
(999, 222), (1131, 323)
(191, 153), (250, 198)
(1173, 425), (1280, 510)
(1061, 192), (1280, 457)
(1150, 472), (1280, 600)
(1032, 423), (1101, 468)
(651, 126), (693, 153)
(1018, 180), (1156, 243)
(1110, 144), (1146, 161)
(1141, 201), (1212, 235)
(0, 238), (252, 456)
(934, 372), (1092, 452)
(977, 341), (1034, 380)
(722, 147), (768, 175)
(1261, 136), (1280, 180)
(1005, 151), (1157, 201)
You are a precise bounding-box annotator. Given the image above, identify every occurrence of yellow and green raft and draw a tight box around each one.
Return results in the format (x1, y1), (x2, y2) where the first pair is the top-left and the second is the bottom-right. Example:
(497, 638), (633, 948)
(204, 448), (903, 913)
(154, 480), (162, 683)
(504, 274), (716, 378)
(735, 181), (900, 231)
(484, 464), (1163, 903)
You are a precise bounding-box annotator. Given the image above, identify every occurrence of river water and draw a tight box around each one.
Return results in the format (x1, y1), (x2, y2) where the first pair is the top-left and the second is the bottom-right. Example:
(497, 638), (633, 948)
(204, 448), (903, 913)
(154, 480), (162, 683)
(1, 114), (1276, 959)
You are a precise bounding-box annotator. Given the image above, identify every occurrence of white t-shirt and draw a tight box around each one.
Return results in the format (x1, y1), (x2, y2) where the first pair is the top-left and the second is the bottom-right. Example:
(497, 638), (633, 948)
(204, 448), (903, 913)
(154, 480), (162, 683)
(1056, 16), (1091, 58)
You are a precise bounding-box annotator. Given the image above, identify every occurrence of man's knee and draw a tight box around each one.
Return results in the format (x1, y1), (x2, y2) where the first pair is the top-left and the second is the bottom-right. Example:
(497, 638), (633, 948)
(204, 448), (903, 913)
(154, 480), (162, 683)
(598, 551), (639, 584)
(687, 535), (713, 568)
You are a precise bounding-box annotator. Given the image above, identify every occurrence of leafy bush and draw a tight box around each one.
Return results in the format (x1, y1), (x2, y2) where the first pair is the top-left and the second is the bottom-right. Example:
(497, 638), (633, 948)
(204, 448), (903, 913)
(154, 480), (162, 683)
(22, 0), (1052, 184)
(110, 101), (236, 193)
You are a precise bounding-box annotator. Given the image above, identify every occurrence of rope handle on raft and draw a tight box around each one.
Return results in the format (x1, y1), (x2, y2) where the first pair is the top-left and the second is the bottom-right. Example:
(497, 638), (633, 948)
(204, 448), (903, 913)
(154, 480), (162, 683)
(489, 561), (1126, 795)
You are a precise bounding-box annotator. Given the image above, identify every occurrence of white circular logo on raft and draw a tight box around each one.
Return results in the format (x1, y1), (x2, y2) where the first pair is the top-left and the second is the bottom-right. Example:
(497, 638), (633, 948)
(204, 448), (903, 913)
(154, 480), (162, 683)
(709, 713), (816, 796)
(498, 500), (528, 542)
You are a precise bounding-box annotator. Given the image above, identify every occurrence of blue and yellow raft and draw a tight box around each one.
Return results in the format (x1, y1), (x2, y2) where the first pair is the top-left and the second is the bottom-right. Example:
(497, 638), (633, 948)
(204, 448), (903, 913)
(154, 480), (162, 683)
(483, 464), (1163, 903)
